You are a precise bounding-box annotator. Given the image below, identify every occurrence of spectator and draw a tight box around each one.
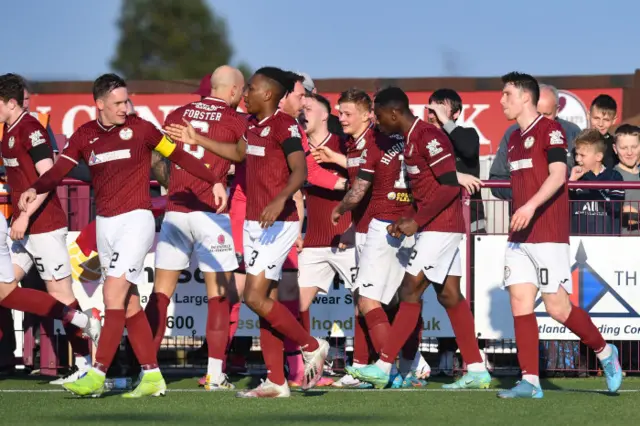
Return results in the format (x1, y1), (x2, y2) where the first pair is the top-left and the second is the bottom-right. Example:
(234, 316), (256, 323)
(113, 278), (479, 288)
(426, 88), (485, 375)
(613, 124), (640, 235)
(489, 84), (581, 199)
(589, 94), (618, 169)
(569, 129), (624, 235)
(427, 89), (485, 232)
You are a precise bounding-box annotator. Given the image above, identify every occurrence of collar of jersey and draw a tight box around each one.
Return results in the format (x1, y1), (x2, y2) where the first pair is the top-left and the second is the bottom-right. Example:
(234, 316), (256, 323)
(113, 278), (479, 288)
(96, 120), (117, 132)
(6, 111), (28, 133)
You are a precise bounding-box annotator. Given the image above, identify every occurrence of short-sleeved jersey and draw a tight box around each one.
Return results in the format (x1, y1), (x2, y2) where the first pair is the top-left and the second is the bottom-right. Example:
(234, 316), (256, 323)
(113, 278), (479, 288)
(164, 97), (246, 214)
(508, 115), (569, 244)
(304, 133), (350, 247)
(244, 110), (301, 222)
(404, 119), (464, 233)
(1, 112), (67, 234)
(358, 131), (413, 229)
(345, 126), (374, 233)
(60, 115), (164, 217)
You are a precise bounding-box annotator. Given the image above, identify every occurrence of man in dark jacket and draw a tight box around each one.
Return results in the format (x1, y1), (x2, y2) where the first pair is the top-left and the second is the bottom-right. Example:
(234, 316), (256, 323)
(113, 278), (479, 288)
(427, 89), (485, 232)
(489, 84), (581, 200)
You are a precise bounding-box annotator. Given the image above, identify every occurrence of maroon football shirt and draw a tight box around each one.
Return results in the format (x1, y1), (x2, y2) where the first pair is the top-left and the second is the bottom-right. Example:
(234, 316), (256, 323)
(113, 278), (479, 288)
(404, 118), (464, 233)
(508, 115), (569, 244)
(244, 110), (302, 222)
(164, 97), (246, 214)
(304, 133), (350, 248)
(1, 112), (67, 234)
(345, 125), (374, 233)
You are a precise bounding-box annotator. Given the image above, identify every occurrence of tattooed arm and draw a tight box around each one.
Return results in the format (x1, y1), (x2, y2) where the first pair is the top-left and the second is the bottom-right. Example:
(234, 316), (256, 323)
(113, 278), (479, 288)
(331, 177), (371, 225)
(151, 150), (171, 189)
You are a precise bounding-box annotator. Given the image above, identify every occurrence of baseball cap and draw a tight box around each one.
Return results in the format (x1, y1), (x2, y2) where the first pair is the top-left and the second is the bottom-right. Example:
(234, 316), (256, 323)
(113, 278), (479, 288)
(296, 71), (315, 94)
(193, 74), (212, 97)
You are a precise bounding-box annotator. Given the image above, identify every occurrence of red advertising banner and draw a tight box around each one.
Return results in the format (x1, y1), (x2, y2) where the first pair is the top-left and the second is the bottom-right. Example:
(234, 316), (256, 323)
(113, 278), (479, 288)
(29, 88), (622, 157)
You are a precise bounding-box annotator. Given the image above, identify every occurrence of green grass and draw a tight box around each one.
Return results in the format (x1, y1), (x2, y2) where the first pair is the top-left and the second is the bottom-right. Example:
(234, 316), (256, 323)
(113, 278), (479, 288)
(0, 374), (635, 425)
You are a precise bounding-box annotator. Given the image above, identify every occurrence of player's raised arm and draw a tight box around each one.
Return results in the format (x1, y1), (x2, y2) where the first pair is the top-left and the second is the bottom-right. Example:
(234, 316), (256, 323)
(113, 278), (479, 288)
(150, 151), (171, 189)
(164, 119), (246, 162)
(147, 123), (222, 187)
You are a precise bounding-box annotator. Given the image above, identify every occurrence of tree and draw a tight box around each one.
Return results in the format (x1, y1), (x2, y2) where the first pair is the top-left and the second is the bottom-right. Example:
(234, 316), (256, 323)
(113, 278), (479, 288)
(110, 0), (251, 80)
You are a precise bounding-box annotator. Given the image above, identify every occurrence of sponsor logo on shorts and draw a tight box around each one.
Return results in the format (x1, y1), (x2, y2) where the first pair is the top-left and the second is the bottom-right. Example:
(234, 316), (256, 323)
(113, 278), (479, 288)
(504, 266), (511, 280)
(211, 235), (233, 253)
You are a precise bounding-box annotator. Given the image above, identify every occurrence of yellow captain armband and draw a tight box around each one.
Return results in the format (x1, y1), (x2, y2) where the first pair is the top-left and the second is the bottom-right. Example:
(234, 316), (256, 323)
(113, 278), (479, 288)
(155, 135), (177, 157)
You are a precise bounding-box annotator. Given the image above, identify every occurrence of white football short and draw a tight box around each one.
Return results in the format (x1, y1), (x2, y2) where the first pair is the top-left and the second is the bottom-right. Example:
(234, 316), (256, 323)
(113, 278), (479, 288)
(155, 211), (238, 273)
(354, 219), (414, 305)
(8, 227), (71, 281)
(355, 232), (366, 261)
(0, 219), (16, 283)
(503, 242), (572, 294)
(405, 232), (463, 285)
(298, 246), (357, 293)
(97, 209), (155, 286)
(243, 220), (299, 281)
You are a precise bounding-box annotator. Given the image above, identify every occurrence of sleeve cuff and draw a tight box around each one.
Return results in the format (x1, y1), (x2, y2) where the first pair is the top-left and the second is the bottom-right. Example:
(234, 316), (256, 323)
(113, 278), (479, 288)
(442, 121), (457, 134)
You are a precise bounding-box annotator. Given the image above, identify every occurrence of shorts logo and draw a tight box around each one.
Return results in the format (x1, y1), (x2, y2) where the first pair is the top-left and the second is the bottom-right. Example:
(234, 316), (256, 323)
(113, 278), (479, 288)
(7, 136), (15, 149)
(267, 265), (276, 270)
(504, 266), (511, 280)
(524, 136), (535, 149)
(211, 235), (232, 253)
(54, 264), (63, 272)
(129, 268), (136, 273)
(119, 128), (133, 140)
(362, 283), (373, 288)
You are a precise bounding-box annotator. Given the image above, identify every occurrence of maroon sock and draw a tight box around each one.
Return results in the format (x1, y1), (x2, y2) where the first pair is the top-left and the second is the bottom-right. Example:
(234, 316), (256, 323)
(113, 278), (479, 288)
(259, 317), (285, 385)
(144, 292), (170, 353)
(402, 316), (423, 360)
(300, 310), (310, 333)
(563, 306), (607, 352)
(353, 315), (370, 365)
(514, 313), (539, 376)
(364, 307), (391, 355)
(94, 309), (126, 373)
(446, 299), (483, 365)
(264, 301), (318, 352)
(125, 310), (158, 369)
(0, 287), (71, 321)
(64, 301), (91, 357)
(206, 297), (230, 360)
(228, 302), (241, 343)
(281, 300), (300, 353)
(379, 302), (421, 364)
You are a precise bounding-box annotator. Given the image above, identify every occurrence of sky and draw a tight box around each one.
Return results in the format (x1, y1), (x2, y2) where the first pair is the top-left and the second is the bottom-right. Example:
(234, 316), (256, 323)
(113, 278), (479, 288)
(3, 0), (640, 82)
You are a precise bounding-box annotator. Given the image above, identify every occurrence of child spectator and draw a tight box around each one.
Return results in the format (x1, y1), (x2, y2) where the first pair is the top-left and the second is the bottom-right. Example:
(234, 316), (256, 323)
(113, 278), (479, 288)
(613, 124), (640, 235)
(570, 129), (624, 235)
(589, 95), (618, 169)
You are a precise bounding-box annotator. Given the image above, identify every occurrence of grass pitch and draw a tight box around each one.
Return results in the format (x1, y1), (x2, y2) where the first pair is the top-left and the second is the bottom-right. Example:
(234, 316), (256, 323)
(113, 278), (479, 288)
(0, 374), (633, 425)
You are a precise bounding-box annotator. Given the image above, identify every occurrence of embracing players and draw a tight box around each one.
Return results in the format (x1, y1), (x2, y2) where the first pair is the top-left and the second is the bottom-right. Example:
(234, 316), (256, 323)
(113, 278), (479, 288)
(144, 66), (246, 391)
(346, 87), (491, 389)
(164, 67), (329, 398)
(20, 73), (223, 398)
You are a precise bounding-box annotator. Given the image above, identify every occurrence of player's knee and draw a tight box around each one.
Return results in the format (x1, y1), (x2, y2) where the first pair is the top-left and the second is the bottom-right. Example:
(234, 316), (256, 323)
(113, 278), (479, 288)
(436, 290), (461, 309)
(243, 287), (266, 312)
(399, 277), (422, 303)
(543, 297), (572, 323)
